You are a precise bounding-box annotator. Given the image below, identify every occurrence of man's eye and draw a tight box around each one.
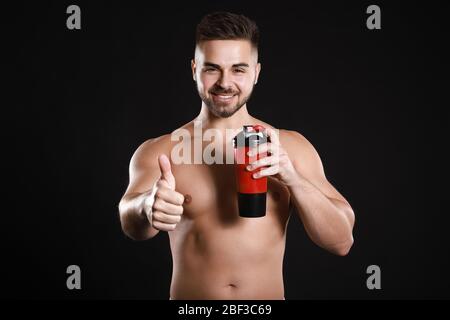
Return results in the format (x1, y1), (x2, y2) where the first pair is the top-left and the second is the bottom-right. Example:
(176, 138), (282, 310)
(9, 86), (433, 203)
(204, 68), (217, 73)
(233, 69), (245, 73)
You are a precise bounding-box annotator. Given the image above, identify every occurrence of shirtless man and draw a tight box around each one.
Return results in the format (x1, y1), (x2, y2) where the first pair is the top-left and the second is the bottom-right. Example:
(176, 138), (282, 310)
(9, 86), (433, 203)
(118, 12), (355, 300)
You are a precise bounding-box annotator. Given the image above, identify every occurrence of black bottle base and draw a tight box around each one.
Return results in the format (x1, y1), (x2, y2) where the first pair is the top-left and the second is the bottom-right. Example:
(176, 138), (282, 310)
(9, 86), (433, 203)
(237, 192), (267, 218)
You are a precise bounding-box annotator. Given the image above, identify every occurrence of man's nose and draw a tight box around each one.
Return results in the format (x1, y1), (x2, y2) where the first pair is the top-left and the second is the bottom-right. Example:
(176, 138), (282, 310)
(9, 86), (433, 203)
(217, 71), (232, 88)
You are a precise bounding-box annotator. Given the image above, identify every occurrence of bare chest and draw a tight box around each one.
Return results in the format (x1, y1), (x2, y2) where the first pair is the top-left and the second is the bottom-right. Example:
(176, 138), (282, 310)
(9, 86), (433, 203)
(172, 163), (291, 223)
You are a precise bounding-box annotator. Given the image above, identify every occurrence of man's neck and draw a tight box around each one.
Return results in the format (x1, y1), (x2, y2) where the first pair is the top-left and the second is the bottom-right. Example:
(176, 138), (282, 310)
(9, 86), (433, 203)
(195, 103), (255, 131)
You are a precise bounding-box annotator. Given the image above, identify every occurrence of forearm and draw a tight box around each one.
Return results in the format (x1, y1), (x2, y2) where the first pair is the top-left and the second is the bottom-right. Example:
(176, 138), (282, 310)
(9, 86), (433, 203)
(119, 191), (159, 241)
(288, 173), (354, 255)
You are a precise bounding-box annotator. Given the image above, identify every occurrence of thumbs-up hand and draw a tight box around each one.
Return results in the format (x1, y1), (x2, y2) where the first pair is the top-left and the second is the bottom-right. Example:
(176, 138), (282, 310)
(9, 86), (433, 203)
(143, 154), (185, 231)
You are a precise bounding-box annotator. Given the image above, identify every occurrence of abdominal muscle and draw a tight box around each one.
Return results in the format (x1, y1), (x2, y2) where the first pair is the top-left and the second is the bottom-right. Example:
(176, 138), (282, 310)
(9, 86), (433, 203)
(168, 211), (287, 300)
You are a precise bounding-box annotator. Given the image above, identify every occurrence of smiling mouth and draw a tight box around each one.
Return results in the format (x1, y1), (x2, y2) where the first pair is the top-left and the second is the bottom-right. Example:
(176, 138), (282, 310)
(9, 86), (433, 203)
(211, 93), (237, 100)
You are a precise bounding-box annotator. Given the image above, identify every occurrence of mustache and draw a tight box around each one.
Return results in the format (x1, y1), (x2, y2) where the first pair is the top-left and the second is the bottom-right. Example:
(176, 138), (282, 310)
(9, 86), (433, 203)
(209, 86), (239, 95)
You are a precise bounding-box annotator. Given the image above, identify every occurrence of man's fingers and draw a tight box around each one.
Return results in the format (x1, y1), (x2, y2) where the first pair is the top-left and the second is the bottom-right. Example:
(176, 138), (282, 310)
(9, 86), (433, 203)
(253, 164), (279, 179)
(247, 155), (278, 171)
(152, 218), (177, 231)
(153, 198), (184, 215)
(152, 210), (182, 224)
(158, 154), (176, 189)
(155, 187), (185, 206)
(247, 143), (278, 157)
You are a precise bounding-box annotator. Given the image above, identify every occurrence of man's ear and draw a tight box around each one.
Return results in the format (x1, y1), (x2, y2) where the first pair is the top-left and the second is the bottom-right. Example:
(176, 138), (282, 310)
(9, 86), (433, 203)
(254, 62), (261, 85)
(191, 59), (197, 81)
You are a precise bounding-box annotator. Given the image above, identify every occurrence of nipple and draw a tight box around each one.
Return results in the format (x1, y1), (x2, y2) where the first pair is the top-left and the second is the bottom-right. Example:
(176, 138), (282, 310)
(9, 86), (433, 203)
(184, 194), (192, 204)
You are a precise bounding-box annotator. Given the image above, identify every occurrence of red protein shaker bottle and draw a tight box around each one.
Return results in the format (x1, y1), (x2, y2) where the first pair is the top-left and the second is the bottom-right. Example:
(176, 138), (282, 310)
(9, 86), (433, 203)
(233, 125), (270, 217)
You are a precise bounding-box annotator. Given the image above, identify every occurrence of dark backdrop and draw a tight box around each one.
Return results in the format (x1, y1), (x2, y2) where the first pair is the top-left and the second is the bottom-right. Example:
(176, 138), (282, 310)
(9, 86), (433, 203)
(4, 1), (448, 299)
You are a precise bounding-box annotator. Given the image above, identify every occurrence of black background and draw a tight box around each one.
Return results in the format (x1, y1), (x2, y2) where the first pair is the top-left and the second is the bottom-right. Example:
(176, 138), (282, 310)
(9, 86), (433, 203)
(4, 1), (448, 299)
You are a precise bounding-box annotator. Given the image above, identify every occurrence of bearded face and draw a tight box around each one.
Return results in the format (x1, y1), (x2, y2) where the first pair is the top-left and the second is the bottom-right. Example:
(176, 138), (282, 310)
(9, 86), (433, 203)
(192, 39), (260, 118)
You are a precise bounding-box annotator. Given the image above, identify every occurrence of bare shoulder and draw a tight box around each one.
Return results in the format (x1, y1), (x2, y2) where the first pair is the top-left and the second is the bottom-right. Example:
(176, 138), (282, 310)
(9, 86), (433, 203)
(279, 129), (315, 156)
(130, 134), (173, 171)
(279, 129), (309, 146)
(278, 129), (325, 176)
(249, 119), (321, 169)
(130, 120), (195, 170)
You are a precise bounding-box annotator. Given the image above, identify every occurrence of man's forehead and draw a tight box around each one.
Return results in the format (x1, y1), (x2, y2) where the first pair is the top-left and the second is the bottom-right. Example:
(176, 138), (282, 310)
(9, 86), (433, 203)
(195, 40), (256, 65)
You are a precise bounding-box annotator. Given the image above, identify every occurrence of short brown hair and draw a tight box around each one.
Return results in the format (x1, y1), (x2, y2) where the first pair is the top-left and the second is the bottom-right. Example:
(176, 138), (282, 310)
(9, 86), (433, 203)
(196, 12), (259, 49)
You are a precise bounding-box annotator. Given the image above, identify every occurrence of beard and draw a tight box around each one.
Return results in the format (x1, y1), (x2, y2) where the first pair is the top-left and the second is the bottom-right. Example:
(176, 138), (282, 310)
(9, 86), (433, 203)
(198, 84), (255, 118)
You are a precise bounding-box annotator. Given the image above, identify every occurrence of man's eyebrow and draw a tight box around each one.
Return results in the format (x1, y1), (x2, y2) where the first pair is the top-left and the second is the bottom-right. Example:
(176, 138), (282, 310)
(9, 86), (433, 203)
(203, 62), (250, 68)
(203, 62), (221, 69)
(232, 63), (249, 68)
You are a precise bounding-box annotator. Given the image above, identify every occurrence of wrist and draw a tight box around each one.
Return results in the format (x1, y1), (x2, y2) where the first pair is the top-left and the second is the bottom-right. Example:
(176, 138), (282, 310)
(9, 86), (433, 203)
(284, 168), (303, 189)
(286, 171), (316, 194)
